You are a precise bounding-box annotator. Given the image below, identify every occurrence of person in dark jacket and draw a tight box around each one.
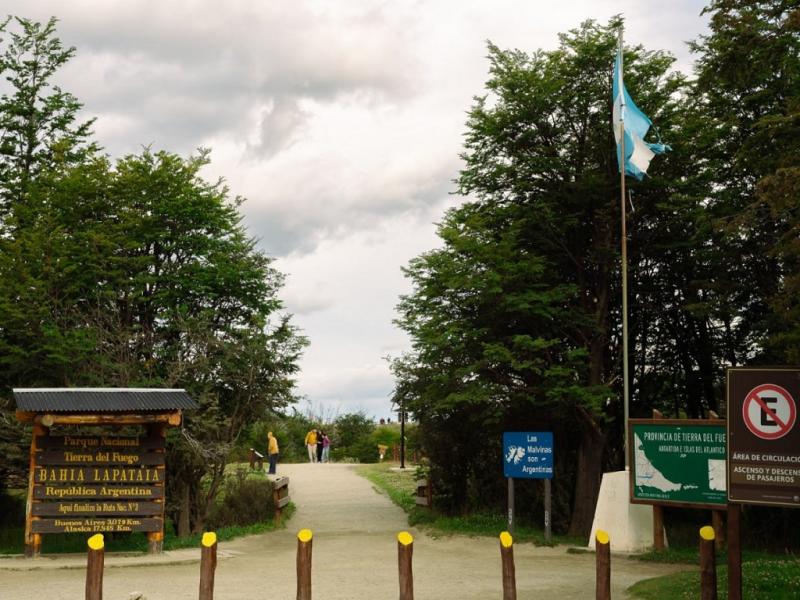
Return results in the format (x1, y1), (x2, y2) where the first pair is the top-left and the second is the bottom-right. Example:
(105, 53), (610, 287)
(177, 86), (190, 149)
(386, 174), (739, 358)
(316, 430), (324, 463)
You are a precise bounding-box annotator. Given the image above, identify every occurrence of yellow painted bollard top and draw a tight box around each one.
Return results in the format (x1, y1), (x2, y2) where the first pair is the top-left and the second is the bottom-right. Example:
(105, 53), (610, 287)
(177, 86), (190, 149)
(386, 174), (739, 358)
(87, 534), (104, 550)
(595, 530), (610, 545)
(397, 531), (413, 546)
(202, 532), (217, 547)
(298, 528), (313, 543)
(700, 525), (715, 541)
(499, 531), (513, 548)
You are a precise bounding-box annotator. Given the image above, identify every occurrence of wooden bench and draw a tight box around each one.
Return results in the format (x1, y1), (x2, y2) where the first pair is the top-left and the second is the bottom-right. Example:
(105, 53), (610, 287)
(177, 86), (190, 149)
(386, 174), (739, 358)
(273, 476), (290, 522)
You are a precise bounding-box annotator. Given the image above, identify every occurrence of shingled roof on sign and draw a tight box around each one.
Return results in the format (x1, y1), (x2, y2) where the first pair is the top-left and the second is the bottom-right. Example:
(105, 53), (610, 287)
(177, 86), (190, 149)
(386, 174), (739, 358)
(12, 388), (198, 413)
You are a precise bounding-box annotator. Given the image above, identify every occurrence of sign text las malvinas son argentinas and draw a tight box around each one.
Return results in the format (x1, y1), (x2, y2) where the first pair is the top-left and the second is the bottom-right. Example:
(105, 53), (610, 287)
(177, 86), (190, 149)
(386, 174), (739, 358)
(503, 432), (553, 479)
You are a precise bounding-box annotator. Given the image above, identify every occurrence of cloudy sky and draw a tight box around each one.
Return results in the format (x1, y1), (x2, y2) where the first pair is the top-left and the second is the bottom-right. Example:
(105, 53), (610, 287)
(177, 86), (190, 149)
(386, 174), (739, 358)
(6, 1), (710, 419)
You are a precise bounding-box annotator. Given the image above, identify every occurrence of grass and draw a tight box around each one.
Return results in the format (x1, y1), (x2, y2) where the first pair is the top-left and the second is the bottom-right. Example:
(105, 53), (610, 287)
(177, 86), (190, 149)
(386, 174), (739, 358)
(628, 557), (800, 599)
(356, 462), (583, 546)
(356, 462), (800, 598)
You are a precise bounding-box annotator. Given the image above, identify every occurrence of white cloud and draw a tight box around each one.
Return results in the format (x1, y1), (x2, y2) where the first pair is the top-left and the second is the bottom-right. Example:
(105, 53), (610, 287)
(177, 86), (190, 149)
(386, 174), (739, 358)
(3, 0), (710, 416)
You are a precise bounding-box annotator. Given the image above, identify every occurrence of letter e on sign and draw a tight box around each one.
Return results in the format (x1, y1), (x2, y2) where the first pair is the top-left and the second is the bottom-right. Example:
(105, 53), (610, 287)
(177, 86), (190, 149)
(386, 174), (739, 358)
(742, 384), (796, 440)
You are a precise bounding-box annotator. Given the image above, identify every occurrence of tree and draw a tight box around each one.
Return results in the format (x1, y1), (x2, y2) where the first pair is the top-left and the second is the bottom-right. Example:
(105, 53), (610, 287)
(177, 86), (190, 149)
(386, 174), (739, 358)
(0, 17), (98, 489)
(0, 17), (96, 231)
(689, 0), (800, 366)
(393, 19), (686, 534)
(42, 149), (307, 532)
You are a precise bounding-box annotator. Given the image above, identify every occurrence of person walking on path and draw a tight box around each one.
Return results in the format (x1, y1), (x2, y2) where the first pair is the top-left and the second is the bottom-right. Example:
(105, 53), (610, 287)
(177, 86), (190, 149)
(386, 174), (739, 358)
(322, 432), (331, 463)
(304, 429), (318, 463)
(267, 431), (279, 475)
(316, 429), (324, 463)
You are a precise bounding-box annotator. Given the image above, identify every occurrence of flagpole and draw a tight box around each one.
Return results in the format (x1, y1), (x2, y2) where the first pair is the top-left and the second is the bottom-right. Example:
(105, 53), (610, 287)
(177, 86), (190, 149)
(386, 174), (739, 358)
(618, 27), (631, 471)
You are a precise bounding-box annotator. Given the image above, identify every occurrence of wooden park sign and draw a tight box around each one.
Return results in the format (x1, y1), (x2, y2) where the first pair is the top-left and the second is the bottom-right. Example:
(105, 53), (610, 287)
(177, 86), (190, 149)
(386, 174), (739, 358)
(14, 388), (197, 557)
(29, 434), (166, 536)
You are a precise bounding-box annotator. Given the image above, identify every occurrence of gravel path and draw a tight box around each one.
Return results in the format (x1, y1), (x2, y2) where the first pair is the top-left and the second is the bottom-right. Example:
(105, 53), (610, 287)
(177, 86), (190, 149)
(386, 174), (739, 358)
(0, 463), (686, 599)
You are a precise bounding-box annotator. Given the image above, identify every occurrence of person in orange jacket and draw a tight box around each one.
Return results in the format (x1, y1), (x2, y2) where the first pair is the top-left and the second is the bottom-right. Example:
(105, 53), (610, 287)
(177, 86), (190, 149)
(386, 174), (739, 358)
(304, 429), (318, 463)
(267, 431), (279, 475)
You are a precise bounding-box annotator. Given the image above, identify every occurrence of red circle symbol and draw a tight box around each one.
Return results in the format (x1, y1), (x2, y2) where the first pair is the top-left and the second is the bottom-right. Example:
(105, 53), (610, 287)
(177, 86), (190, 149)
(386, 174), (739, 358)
(742, 383), (796, 440)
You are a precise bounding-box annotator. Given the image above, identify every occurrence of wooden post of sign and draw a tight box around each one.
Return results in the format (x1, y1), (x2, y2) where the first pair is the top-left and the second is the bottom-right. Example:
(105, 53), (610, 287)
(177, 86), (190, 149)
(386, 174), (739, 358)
(544, 478), (552, 543)
(507, 477), (514, 534)
(296, 529), (313, 600)
(147, 423), (167, 554)
(699, 525), (717, 600)
(199, 532), (217, 600)
(24, 422), (48, 557)
(727, 503), (742, 600)
(651, 410), (666, 551)
(499, 531), (516, 600)
(595, 530), (610, 600)
(397, 531), (414, 600)
(711, 510), (724, 552)
(708, 410), (725, 551)
(86, 534), (104, 600)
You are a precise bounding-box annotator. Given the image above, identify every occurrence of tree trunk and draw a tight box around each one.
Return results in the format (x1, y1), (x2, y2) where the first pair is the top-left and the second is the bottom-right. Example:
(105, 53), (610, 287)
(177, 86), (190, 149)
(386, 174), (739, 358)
(568, 407), (606, 536)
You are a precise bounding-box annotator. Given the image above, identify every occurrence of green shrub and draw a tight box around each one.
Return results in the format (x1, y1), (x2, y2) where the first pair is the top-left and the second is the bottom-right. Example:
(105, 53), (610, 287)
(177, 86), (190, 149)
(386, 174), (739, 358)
(0, 489), (25, 528)
(371, 425), (401, 447)
(207, 468), (275, 529)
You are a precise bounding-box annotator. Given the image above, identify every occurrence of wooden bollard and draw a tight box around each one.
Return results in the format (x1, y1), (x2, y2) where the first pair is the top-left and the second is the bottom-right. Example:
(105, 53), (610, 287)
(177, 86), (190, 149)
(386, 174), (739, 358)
(199, 532), (218, 600)
(397, 531), (414, 600)
(85, 534), (104, 600)
(296, 529), (313, 600)
(595, 530), (610, 600)
(700, 525), (717, 600)
(499, 531), (516, 600)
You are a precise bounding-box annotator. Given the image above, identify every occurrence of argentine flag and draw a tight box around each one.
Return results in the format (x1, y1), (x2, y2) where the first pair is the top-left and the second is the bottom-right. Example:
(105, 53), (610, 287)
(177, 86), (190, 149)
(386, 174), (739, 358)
(612, 49), (669, 180)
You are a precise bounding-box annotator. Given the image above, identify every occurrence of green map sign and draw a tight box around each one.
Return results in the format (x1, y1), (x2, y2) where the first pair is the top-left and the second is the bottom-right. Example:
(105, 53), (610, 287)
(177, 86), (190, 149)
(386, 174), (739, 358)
(629, 419), (727, 508)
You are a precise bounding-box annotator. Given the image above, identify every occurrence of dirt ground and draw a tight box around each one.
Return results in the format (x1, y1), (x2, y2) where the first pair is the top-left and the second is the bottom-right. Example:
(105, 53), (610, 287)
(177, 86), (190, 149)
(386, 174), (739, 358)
(0, 463), (687, 599)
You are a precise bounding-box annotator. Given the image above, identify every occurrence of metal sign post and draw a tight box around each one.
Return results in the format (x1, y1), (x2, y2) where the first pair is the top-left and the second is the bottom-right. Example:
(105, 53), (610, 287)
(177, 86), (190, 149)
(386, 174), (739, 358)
(503, 432), (554, 541)
(507, 477), (515, 534)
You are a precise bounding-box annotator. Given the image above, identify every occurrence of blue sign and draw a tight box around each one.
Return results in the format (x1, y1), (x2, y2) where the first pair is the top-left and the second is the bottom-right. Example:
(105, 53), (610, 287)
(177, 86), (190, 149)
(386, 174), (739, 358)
(503, 432), (553, 479)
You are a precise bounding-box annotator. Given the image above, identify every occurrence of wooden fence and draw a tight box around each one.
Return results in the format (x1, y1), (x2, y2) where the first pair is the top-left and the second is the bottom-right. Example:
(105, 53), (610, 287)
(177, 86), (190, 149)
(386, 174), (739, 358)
(79, 522), (721, 599)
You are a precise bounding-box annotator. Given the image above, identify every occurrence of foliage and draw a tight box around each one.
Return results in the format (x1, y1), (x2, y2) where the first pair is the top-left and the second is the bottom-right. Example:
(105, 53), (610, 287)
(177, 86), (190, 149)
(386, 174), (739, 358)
(392, 4), (800, 539)
(328, 411), (377, 462)
(0, 487), (24, 528)
(235, 409), (318, 463)
(0, 18), (306, 536)
(333, 412), (375, 449)
(371, 424), (401, 448)
(688, 0), (800, 366)
(357, 463), (583, 546)
(235, 410), (407, 464)
(628, 558), (800, 599)
(0, 17), (96, 228)
(392, 18), (685, 535)
(206, 467), (275, 529)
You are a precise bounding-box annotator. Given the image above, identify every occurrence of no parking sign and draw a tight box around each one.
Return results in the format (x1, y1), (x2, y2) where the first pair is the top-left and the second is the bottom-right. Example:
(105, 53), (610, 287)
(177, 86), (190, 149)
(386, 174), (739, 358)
(728, 368), (800, 507)
(742, 383), (796, 440)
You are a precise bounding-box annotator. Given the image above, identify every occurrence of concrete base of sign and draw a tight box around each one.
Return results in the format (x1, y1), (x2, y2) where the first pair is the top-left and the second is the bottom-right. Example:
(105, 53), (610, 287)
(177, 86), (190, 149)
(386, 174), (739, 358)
(588, 470), (663, 552)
